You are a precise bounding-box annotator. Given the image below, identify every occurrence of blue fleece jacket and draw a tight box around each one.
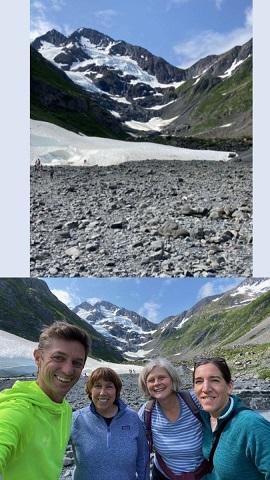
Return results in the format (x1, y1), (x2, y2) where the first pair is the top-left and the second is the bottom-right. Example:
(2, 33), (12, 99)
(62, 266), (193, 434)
(200, 395), (270, 480)
(71, 399), (149, 480)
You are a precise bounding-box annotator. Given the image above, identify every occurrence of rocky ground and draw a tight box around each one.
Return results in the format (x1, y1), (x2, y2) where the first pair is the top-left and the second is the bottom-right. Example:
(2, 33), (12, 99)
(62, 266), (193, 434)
(30, 156), (252, 277)
(0, 371), (269, 479)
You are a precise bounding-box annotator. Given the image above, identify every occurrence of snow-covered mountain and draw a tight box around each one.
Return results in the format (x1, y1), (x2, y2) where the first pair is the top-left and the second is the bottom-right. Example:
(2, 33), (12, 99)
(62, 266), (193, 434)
(31, 28), (252, 138)
(73, 300), (157, 359)
(73, 279), (270, 360)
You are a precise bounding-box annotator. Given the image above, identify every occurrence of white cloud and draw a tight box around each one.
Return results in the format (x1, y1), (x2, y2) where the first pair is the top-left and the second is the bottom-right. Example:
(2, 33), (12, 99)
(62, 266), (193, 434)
(51, 288), (77, 308)
(215, 0), (224, 10)
(87, 297), (102, 306)
(94, 9), (118, 28)
(173, 6), (253, 67)
(138, 301), (160, 323)
(50, 0), (66, 11)
(197, 280), (241, 301)
(30, 0), (69, 41)
(167, 0), (223, 11)
(32, 1), (46, 13)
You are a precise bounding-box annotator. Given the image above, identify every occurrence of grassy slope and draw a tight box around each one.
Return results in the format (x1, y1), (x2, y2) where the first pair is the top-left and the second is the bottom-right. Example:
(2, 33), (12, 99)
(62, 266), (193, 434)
(30, 47), (128, 140)
(158, 290), (270, 356)
(174, 57), (252, 136)
(0, 278), (123, 362)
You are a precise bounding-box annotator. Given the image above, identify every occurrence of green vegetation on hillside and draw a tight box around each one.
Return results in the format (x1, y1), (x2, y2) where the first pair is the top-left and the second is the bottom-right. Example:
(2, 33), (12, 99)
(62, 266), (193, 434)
(157, 290), (270, 357)
(0, 278), (123, 363)
(30, 47), (128, 140)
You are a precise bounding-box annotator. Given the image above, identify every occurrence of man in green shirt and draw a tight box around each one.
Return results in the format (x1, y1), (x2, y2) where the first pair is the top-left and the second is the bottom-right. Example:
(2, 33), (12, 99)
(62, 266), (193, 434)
(0, 321), (89, 480)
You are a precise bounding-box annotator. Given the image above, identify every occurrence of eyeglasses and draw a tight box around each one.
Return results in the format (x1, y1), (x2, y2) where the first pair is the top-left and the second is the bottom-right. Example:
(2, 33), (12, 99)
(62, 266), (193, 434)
(193, 357), (227, 368)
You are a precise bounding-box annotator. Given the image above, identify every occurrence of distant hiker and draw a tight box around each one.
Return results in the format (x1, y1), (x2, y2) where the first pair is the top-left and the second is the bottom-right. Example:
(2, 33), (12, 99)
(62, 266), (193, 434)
(34, 158), (41, 171)
(193, 357), (270, 479)
(138, 358), (210, 479)
(0, 321), (89, 480)
(49, 166), (54, 180)
(71, 367), (149, 480)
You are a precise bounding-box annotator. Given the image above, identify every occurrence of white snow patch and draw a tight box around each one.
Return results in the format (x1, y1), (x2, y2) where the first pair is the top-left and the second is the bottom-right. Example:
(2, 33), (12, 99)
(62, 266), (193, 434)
(219, 123), (232, 128)
(109, 110), (121, 118)
(31, 119), (237, 166)
(124, 348), (153, 358)
(230, 279), (270, 299)
(175, 316), (191, 329)
(125, 116), (179, 132)
(219, 58), (245, 79)
(106, 94), (131, 105)
(193, 77), (201, 86)
(145, 100), (177, 111)
(0, 330), (143, 377)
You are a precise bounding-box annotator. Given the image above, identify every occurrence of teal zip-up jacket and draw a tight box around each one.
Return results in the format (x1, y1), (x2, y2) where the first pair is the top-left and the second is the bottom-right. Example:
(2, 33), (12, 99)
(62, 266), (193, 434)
(71, 399), (149, 480)
(0, 380), (72, 480)
(200, 395), (270, 480)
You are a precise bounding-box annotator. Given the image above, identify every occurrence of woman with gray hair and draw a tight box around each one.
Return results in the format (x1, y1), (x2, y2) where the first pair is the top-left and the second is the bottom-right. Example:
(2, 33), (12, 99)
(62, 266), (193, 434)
(138, 358), (209, 480)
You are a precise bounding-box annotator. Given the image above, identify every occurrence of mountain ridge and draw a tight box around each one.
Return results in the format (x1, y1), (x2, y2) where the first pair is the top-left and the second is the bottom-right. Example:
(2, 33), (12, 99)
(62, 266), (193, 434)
(31, 28), (252, 142)
(1, 278), (269, 375)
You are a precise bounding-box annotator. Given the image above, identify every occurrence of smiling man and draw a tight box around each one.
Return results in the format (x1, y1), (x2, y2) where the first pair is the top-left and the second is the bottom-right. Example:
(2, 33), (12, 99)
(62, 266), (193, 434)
(0, 321), (90, 480)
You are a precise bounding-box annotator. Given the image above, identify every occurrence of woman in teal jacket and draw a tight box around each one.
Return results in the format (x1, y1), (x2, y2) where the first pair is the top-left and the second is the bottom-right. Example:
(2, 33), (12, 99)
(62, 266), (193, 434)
(193, 357), (270, 480)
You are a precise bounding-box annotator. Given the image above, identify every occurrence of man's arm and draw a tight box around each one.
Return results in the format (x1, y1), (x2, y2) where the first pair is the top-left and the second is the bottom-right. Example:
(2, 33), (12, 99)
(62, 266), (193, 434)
(0, 402), (30, 473)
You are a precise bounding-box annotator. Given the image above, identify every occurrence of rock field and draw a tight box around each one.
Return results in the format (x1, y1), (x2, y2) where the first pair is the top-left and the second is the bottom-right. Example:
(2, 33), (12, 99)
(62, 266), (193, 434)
(31, 157), (252, 277)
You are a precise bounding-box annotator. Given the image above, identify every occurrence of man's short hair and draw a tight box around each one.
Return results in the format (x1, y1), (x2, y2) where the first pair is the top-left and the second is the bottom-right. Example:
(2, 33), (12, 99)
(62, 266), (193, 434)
(38, 321), (90, 361)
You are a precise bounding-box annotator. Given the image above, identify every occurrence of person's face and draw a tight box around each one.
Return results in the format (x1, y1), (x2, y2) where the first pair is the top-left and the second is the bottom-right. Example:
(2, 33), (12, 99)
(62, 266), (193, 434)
(194, 363), (233, 417)
(90, 378), (117, 415)
(34, 338), (85, 403)
(146, 366), (174, 401)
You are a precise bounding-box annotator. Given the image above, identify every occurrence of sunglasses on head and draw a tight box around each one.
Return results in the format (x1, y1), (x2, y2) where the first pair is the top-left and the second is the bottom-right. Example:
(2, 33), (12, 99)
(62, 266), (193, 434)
(193, 357), (227, 368)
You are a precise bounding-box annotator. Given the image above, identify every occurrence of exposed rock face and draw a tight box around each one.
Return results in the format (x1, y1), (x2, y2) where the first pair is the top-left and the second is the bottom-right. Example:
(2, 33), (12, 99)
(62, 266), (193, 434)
(31, 28), (252, 138)
(73, 300), (155, 354)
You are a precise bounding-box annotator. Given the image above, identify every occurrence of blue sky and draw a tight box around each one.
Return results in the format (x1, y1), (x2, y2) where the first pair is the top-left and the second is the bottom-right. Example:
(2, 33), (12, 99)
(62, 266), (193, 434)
(43, 277), (243, 323)
(30, 0), (252, 68)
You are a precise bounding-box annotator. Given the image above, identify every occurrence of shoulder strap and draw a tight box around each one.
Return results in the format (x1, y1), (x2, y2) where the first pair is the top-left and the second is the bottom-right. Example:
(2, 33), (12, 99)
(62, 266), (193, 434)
(144, 399), (155, 452)
(178, 390), (202, 423)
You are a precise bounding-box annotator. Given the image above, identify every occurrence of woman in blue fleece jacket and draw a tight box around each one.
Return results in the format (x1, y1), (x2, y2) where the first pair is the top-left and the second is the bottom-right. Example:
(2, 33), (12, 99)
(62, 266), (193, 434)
(71, 367), (149, 480)
(193, 357), (270, 480)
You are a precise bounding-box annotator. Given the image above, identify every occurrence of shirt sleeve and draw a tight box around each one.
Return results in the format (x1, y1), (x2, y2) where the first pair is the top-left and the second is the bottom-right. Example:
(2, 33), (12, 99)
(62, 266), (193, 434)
(245, 413), (270, 479)
(0, 400), (31, 473)
(136, 414), (150, 480)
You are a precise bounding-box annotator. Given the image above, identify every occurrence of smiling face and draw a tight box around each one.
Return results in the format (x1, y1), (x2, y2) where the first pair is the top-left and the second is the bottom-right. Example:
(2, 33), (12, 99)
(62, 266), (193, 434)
(194, 363), (233, 418)
(34, 338), (85, 403)
(90, 378), (117, 416)
(146, 366), (174, 401)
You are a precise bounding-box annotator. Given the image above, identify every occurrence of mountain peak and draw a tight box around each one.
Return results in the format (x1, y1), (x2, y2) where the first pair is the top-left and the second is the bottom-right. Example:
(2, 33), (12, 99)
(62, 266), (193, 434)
(69, 27), (114, 48)
(31, 28), (67, 49)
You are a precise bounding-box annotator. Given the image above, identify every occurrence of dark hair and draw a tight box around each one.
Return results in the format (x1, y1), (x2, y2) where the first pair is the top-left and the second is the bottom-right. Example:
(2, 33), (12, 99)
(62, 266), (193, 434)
(193, 357), (232, 383)
(86, 367), (122, 400)
(38, 321), (90, 361)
